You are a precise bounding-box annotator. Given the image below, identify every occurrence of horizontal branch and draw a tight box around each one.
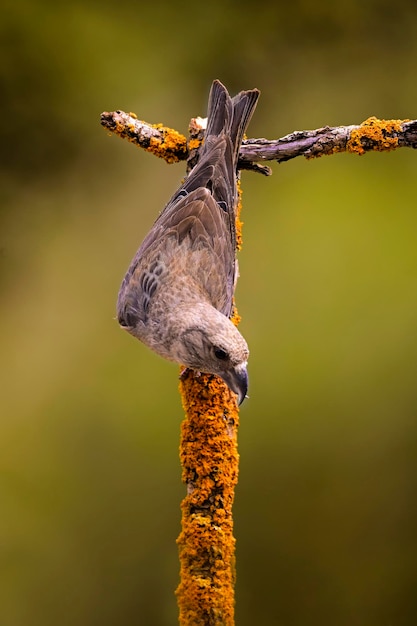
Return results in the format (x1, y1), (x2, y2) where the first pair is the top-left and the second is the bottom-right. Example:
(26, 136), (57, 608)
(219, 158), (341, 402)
(101, 110), (417, 176)
(241, 118), (417, 166)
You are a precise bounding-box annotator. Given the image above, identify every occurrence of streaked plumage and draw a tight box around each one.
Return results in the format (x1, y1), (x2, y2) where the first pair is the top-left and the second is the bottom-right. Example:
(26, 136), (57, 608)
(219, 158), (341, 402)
(117, 80), (259, 404)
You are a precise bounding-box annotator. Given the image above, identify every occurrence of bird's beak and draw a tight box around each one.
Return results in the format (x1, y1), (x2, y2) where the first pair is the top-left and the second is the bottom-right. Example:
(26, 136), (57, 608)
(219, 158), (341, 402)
(220, 363), (248, 406)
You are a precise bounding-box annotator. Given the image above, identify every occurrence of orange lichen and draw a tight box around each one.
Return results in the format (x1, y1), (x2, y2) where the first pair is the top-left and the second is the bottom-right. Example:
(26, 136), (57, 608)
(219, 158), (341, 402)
(188, 138), (202, 151)
(230, 307), (241, 328)
(114, 118), (129, 137)
(347, 117), (404, 155)
(235, 180), (243, 251)
(176, 371), (239, 626)
(147, 125), (187, 163)
(111, 117), (150, 148)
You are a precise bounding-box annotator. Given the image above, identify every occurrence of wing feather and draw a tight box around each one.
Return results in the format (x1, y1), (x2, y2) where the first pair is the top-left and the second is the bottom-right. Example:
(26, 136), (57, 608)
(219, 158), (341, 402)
(117, 81), (259, 330)
(117, 186), (235, 326)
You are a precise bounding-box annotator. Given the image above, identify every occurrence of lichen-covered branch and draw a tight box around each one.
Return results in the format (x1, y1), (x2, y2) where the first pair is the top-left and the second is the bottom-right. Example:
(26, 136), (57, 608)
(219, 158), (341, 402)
(176, 370), (239, 626)
(101, 110), (417, 174)
(240, 117), (417, 163)
(100, 110), (188, 163)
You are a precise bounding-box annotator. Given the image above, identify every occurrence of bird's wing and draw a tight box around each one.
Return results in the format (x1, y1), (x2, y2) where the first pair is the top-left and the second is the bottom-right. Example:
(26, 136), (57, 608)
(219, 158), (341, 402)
(117, 81), (259, 340)
(117, 186), (235, 327)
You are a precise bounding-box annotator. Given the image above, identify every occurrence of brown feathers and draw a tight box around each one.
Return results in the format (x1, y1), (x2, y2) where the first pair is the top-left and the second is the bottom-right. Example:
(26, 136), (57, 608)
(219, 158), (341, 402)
(117, 81), (259, 403)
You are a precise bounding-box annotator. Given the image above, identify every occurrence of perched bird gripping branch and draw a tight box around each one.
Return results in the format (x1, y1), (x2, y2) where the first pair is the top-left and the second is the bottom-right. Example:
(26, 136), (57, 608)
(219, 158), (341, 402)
(117, 80), (259, 405)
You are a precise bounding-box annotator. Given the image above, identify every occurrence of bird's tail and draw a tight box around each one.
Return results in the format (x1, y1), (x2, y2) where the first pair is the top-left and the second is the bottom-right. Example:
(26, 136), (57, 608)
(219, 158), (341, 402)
(204, 79), (260, 167)
(176, 80), (259, 210)
(179, 80), (259, 208)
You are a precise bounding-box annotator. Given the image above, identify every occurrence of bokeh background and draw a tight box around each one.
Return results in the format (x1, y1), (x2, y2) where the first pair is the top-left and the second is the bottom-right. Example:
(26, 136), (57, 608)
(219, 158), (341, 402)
(2, 1), (417, 624)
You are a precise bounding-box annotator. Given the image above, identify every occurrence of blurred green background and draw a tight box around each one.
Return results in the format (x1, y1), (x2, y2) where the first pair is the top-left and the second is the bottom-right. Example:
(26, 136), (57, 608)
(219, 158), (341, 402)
(2, 1), (417, 624)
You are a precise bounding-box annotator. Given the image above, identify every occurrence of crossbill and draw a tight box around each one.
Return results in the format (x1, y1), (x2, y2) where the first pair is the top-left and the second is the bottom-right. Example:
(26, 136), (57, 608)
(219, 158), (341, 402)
(117, 80), (259, 404)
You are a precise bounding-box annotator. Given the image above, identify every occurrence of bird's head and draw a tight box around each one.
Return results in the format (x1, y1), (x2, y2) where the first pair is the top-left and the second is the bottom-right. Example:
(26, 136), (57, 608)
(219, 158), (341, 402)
(173, 305), (249, 405)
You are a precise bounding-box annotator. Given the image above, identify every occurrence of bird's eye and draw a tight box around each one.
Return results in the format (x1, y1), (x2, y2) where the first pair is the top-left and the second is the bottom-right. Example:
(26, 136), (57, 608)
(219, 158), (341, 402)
(214, 347), (228, 360)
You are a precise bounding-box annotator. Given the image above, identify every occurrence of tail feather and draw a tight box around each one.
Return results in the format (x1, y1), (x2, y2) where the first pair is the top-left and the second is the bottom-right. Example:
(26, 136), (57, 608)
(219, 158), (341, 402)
(229, 88), (260, 164)
(204, 80), (233, 139)
(204, 80), (259, 166)
(173, 80), (259, 212)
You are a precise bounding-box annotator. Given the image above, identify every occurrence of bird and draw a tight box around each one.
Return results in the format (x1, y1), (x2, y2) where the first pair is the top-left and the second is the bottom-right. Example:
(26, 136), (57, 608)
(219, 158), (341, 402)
(117, 80), (259, 405)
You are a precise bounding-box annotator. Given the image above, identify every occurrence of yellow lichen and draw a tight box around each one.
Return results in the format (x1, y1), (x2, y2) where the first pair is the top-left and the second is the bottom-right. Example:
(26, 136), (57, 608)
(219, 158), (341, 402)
(347, 117), (404, 155)
(188, 138), (202, 150)
(176, 370), (239, 626)
(147, 125), (187, 163)
(114, 119), (127, 136)
(235, 180), (243, 251)
(230, 307), (241, 328)
(111, 117), (145, 147)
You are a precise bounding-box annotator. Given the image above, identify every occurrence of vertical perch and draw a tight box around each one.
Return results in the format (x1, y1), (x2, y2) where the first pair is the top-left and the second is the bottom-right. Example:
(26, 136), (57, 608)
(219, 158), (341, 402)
(176, 371), (240, 625)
